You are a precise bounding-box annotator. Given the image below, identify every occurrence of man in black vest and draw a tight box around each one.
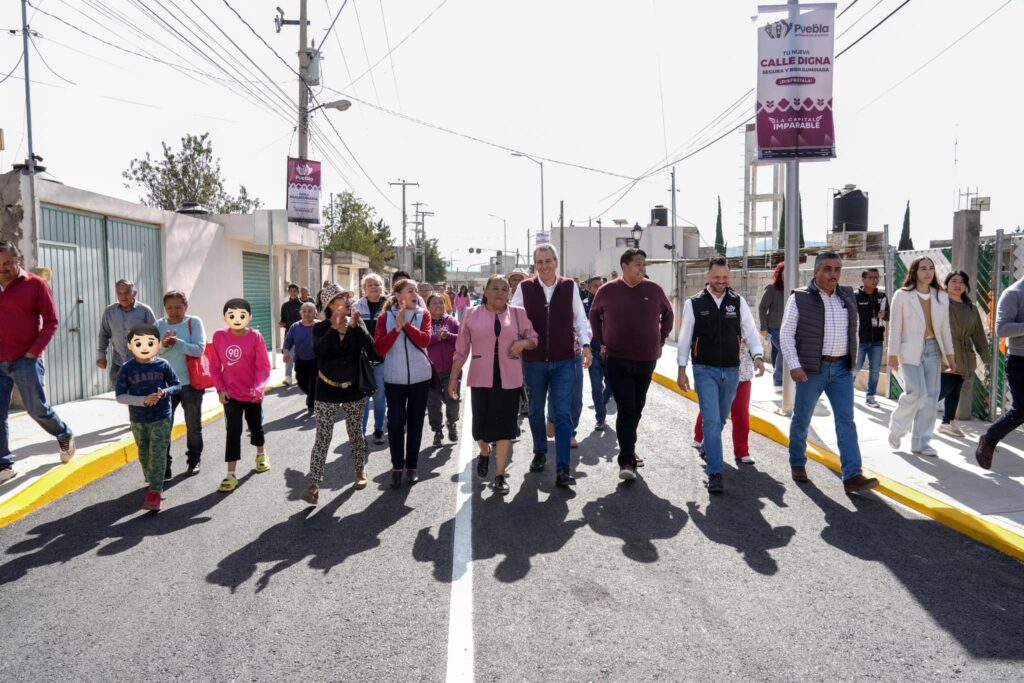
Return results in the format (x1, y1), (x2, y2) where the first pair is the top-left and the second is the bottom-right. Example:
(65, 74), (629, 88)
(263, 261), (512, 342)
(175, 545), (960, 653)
(511, 244), (593, 487)
(854, 268), (887, 407)
(677, 257), (765, 493)
(779, 251), (879, 493)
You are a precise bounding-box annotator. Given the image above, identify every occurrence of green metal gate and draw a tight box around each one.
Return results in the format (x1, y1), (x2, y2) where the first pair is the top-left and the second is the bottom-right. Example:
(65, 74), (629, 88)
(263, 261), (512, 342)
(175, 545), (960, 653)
(242, 251), (272, 350)
(39, 204), (164, 398)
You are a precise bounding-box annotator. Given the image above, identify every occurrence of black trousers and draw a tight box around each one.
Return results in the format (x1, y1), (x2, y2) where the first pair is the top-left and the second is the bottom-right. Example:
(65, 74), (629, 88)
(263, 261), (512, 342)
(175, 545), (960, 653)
(604, 357), (657, 467)
(987, 355), (1024, 444)
(167, 384), (205, 467)
(295, 357), (318, 412)
(385, 381), (430, 471)
(224, 398), (265, 462)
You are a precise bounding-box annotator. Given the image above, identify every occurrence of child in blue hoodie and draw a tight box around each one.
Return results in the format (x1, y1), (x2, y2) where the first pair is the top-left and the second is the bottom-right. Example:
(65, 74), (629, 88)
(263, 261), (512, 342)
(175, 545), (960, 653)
(115, 323), (181, 511)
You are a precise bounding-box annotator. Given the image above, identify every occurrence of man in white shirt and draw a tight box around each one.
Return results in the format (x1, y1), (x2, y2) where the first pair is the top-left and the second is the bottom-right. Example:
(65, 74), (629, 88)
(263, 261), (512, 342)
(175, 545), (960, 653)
(677, 256), (764, 493)
(510, 245), (592, 487)
(780, 250), (879, 494)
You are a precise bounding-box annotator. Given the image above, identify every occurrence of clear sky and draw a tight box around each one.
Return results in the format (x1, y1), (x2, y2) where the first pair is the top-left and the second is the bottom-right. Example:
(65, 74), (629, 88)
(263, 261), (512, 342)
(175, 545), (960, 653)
(2, 0), (1020, 271)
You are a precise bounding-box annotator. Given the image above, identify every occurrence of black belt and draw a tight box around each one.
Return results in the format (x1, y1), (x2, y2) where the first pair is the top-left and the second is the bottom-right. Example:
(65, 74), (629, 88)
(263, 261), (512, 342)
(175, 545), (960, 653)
(821, 355), (847, 363)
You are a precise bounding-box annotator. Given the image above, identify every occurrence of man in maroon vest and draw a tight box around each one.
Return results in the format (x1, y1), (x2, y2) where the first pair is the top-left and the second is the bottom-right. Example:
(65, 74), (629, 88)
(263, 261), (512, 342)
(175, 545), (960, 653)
(510, 245), (593, 487)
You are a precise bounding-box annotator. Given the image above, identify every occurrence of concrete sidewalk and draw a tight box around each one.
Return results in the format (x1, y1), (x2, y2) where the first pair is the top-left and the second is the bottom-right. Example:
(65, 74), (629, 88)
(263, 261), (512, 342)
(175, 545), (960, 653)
(0, 353), (289, 526)
(653, 344), (1024, 561)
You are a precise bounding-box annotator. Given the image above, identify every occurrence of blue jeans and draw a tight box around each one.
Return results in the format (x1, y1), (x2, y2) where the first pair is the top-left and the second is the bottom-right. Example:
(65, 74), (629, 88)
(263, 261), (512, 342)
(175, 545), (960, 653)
(550, 355), (584, 435)
(889, 339), (941, 451)
(768, 328), (783, 386)
(587, 347), (614, 423)
(692, 364), (740, 475)
(0, 356), (72, 469)
(362, 363), (387, 434)
(789, 360), (863, 480)
(524, 359), (575, 470)
(856, 341), (884, 397)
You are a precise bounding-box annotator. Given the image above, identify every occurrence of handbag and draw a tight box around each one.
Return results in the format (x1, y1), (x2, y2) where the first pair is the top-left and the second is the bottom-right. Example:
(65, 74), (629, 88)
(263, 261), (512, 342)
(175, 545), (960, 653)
(185, 317), (215, 390)
(356, 349), (378, 397)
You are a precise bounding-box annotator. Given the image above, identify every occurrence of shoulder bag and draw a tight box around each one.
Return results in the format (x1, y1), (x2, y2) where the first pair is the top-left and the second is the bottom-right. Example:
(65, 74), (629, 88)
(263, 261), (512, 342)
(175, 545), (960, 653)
(185, 317), (215, 390)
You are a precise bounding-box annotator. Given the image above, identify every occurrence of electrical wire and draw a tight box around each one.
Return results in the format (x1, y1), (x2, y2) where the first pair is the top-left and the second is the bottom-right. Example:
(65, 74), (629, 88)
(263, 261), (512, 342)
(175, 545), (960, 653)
(836, 0), (885, 40)
(351, 0), (381, 103)
(0, 52), (23, 85)
(837, 0), (860, 18)
(339, 0), (448, 91)
(324, 89), (639, 181)
(28, 33), (76, 85)
(377, 0), (401, 110)
(322, 0), (349, 47)
(858, 0), (1015, 112)
(836, 0), (911, 58)
(325, 0), (360, 103)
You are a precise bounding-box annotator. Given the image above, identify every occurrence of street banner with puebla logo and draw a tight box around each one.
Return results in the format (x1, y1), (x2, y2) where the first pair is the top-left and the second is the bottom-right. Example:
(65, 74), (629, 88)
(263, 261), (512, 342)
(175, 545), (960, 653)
(756, 3), (836, 160)
(286, 157), (321, 223)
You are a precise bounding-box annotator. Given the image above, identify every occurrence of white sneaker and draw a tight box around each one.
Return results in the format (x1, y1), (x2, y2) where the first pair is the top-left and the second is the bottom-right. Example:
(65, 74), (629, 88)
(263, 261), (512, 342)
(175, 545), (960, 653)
(58, 435), (76, 463)
(937, 422), (965, 437)
(691, 440), (703, 450)
(887, 432), (901, 450)
(283, 376), (293, 385)
(0, 468), (16, 483)
(735, 455), (756, 465)
(912, 446), (938, 457)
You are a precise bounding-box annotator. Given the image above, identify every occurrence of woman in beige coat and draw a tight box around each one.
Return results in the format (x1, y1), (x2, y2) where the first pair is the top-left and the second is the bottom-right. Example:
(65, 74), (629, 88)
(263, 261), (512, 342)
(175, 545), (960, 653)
(887, 257), (957, 456)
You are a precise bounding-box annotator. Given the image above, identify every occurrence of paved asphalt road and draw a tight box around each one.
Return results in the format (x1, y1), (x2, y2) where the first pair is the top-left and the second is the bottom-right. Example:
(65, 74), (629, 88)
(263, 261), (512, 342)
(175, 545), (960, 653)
(2, 376), (1022, 682)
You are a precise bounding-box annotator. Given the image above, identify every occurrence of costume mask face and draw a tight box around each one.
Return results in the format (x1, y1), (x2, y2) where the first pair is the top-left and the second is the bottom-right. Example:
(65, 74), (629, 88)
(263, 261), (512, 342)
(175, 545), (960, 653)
(128, 328), (161, 362)
(224, 307), (252, 331)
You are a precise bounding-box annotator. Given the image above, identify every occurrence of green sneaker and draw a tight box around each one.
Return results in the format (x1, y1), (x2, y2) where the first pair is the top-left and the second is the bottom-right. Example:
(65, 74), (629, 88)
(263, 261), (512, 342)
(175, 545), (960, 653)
(218, 474), (238, 492)
(255, 453), (270, 473)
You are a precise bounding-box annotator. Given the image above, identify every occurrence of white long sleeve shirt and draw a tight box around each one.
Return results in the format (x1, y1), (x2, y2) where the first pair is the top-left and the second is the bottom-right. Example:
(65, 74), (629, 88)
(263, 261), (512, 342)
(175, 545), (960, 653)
(676, 289), (763, 367)
(510, 277), (591, 346)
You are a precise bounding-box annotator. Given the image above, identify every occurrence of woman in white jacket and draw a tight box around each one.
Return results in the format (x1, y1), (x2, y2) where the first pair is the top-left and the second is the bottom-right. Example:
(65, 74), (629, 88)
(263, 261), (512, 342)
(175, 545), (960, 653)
(887, 257), (957, 456)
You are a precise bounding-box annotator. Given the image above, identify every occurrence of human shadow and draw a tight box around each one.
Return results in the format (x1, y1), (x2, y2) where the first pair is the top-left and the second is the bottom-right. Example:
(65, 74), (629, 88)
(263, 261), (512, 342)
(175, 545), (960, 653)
(262, 409), (317, 434)
(575, 425), (619, 467)
(208, 444), (450, 593)
(10, 423), (133, 460)
(413, 473), (586, 584)
(685, 466), (795, 576)
(798, 481), (1024, 658)
(581, 479), (687, 563)
(0, 475), (246, 585)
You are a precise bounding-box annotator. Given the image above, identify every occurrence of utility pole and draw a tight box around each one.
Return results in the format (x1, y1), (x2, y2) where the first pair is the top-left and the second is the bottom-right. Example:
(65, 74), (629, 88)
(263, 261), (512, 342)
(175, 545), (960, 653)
(670, 167), (679, 341)
(559, 200), (565, 277)
(389, 179), (419, 273)
(20, 0), (38, 265)
(411, 202), (433, 282)
(275, 2), (313, 158)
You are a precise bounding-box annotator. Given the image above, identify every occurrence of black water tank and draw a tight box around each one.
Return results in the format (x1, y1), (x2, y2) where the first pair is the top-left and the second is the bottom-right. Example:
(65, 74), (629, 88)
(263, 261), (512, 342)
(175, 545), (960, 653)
(833, 185), (868, 232)
(651, 205), (669, 228)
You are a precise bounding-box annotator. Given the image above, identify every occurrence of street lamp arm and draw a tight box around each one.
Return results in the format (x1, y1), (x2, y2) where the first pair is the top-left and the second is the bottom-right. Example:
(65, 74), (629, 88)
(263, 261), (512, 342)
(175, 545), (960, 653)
(308, 98), (352, 114)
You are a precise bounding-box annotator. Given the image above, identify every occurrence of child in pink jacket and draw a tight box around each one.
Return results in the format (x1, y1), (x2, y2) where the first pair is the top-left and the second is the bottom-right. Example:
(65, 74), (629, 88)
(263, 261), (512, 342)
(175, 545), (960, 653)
(209, 298), (272, 493)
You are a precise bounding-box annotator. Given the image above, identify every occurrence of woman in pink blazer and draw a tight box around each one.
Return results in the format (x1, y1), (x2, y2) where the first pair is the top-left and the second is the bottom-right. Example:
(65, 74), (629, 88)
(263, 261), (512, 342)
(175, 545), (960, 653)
(449, 274), (538, 494)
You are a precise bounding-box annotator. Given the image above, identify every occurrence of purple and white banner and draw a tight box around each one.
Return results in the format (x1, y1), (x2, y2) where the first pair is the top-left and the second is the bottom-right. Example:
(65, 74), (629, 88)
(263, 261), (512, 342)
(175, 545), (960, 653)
(756, 3), (836, 160)
(286, 157), (322, 223)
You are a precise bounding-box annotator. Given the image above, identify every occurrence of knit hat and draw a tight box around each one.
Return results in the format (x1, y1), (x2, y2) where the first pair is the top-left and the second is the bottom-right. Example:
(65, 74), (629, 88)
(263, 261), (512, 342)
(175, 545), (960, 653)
(319, 283), (354, 309)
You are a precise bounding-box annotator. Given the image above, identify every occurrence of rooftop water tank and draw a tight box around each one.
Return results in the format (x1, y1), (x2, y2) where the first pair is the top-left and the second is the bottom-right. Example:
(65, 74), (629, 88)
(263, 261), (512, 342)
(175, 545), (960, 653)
(832, 184), (868, 232)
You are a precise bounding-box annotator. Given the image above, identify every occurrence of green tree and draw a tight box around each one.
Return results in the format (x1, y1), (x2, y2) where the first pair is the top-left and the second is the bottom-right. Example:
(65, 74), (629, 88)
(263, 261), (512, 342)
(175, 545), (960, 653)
(319, 191), (395, 272)
(777, 195), (806, 250)
(410, 238), (447, 283)
(898, 201), (914, 250)
(714, 195), (725, 255)
(122, 132), (261, 213)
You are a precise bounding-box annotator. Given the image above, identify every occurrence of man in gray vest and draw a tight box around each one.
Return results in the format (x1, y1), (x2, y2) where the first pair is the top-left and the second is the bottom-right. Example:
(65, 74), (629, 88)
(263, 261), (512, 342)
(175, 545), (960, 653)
(97, 279), (156, 390)
(780, 251), (879, 493)
(677, 256), (765, 494)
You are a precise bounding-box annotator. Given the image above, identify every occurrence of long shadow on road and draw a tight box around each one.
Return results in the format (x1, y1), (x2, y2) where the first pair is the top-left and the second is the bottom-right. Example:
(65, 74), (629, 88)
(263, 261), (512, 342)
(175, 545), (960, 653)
(581, 479), (687, 563)
(798, 480), (1024, 659)
(685, 464), (795, 575)
(208, 445), (452, 593)
(0, 474), (247, 585)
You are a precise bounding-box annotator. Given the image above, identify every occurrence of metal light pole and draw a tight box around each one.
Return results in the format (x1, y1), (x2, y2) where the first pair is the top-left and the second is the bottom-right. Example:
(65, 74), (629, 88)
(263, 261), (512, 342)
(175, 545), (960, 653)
(779, 0), (802, 415)
(390, 179), (419, 273)
(512, 152), (544, 247)
(20, 0), (38, 265)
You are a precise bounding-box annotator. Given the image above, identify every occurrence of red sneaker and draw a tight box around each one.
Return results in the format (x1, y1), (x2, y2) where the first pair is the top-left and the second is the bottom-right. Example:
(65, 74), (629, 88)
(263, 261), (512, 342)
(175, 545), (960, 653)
(142, 489), (162, 511)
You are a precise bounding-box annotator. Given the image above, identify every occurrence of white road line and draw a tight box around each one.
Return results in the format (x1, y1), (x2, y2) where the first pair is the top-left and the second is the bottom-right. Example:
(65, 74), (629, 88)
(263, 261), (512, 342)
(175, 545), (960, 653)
(445, 381), (475, 683)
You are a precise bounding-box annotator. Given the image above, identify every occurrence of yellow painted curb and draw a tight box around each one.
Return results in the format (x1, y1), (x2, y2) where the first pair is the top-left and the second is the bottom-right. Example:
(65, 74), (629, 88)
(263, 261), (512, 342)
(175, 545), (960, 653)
(0, 381), (285, 529)
(653, 370), (1024, 563)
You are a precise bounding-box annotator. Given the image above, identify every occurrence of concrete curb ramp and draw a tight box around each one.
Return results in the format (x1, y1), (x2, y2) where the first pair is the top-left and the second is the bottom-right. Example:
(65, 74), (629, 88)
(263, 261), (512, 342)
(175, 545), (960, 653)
(650, 372), (1024, 563)
(0, 383), (284, 528)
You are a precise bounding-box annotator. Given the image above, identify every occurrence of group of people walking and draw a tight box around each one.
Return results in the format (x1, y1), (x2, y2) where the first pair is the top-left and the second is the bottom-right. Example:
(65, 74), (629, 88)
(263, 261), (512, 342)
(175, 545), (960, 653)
(2, 235), (1022, 515)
